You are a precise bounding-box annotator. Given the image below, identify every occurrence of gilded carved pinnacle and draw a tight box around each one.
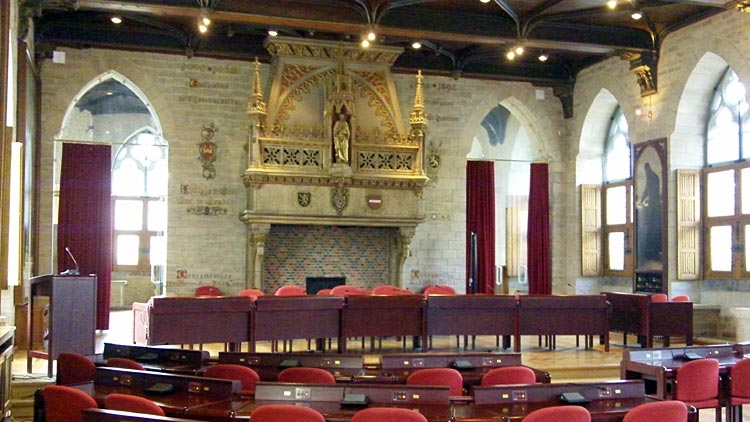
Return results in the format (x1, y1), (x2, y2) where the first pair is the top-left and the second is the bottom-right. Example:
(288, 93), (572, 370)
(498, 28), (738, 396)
(409, 70), (427, 127)
(248, 57), (267, 116)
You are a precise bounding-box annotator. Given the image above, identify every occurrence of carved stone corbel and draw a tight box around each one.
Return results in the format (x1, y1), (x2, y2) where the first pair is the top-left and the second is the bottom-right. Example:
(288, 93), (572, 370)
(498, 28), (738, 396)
(628, 51), (658, 97)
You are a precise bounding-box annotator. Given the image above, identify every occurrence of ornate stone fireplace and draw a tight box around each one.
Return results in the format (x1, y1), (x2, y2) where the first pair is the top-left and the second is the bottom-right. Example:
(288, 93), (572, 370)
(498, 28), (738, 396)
(240, 38), (428, 290)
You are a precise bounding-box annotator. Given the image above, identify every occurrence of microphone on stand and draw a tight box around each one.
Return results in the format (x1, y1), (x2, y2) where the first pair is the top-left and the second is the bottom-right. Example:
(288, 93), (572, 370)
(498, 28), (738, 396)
(61, 246), (80, 276)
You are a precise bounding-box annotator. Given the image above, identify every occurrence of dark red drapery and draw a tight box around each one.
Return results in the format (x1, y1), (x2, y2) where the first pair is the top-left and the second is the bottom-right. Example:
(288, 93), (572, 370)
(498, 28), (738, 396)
(527, 163), (551, 295)
(57, 143), (112, 330)
(466, 160), (496, 294)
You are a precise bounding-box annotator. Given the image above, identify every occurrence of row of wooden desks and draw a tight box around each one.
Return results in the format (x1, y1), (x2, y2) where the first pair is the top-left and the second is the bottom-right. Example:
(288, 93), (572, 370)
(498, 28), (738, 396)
(43, 367), (697, 422)
(94, 343), (550, 390)
(134, 294), (613, 353)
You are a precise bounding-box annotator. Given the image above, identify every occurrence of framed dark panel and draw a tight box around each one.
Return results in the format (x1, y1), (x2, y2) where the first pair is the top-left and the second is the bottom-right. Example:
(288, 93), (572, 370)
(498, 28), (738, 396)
(633, 138), (668, 294)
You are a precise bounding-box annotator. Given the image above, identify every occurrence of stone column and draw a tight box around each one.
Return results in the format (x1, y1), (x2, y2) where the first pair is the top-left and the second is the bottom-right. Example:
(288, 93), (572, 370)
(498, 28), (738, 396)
(246, 223), (271, 290)
(393, 227), (416, 287)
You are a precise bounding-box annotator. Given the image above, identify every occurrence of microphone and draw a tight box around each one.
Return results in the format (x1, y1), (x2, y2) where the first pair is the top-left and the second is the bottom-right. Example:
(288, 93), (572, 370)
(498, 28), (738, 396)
(61, 246), (80, 276)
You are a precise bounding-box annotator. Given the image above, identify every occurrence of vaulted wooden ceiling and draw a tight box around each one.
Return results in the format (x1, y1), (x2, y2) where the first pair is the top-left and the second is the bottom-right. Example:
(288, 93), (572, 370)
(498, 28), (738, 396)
(31, 1), (735, 100)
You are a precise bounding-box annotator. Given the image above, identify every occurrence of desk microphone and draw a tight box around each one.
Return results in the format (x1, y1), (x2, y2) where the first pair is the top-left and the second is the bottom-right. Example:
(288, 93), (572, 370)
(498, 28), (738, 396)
(62, 246), (80, 276)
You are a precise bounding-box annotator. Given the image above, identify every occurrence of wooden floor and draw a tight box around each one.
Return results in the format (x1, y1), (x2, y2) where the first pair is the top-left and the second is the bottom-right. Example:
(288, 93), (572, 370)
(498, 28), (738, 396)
(10, 310), (740, 421)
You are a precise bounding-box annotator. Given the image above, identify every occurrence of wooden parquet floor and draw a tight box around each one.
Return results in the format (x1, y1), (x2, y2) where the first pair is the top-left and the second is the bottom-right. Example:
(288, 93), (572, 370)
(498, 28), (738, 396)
(11, 310), (741, 421)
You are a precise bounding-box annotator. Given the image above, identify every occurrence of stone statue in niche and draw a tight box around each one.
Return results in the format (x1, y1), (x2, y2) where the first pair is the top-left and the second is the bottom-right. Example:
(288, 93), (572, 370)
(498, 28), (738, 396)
(332, 105), (351, 163)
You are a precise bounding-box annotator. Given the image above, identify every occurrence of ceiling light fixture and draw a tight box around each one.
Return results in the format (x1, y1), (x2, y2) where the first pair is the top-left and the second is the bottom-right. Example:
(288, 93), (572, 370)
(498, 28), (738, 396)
(361, 39), (370, 48)
(411, 41), (422, 49)
(480, 0), (491, 3)
(268, 29), (278, 37)
(538, 53), (548, 62)
(515, 46), (524, 56)
(606, 0), (617, 9)
(506, 50), (516, 60)
(631, 11), (642, 20)
(110, 16), (122, 24)
(198, 7), (211, 33)
(366, 30), (377, 42)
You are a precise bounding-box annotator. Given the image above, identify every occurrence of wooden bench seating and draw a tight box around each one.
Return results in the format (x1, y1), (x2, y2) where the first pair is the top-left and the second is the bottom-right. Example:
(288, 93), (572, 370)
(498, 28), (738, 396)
(604, 291), (693, 348)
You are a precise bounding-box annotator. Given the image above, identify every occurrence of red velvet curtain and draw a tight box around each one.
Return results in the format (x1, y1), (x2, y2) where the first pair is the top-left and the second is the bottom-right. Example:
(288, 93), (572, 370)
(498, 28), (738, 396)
(57, 143), (112, 330)
(466, 160), (495, 294)
(527, 163), (551, 294)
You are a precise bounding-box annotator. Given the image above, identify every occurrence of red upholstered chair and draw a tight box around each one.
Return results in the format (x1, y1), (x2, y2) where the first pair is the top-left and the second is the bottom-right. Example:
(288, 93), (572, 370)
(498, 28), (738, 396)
(480, 366), (537, 386)
(56, 352), (96, 385)
(351, 407), (428, 422)
(204, 363), (260, 394)
(671, 295), (691, 302)
(238, 288), (264, 298)
(330, 285), (370, 296)
(651, 293), (668, 302)
(622, 400), (688, 422)
(250, 404), (326, 422)
(42, 384), (99, 422)
(674, 358), (722, 422)
(405, 367), (464, 396)
(104, 393), (165, 416)
(278, 367), (336, 384)
(423, 285), (456, 296)
(522, 405), (591, 422)
(106, 357), (145, 370)
(274, 285), (307, 296)
(316, 288), (332, 295)
(195, 285), (222, 296)
(729, 358), (750, 420)
(372, 285), (413, 295)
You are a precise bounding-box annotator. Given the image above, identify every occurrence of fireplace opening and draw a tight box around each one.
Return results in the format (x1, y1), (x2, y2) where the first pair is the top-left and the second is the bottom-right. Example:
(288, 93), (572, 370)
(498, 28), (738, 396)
(306, 277), (346, 294)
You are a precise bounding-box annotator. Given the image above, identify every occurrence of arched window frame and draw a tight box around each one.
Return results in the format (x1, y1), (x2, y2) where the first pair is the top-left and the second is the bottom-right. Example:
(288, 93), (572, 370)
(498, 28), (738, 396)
(112, 128), (167, 272)
(602, 107), (634, 276)
(703, 67), (750, 279)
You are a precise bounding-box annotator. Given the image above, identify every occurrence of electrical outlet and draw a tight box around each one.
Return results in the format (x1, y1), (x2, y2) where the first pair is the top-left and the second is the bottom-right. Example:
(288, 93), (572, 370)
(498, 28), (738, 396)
(295, 387), (311, 400)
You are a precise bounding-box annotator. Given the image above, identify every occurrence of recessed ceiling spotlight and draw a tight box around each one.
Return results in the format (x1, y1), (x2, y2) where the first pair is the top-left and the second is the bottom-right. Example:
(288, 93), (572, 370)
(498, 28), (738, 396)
(515, 46), (524, 55)
(110, 16), (122, 24)
(361, 39), (370, 48)
(538, 53), (548, 62)
(366, 30), (377, 41)
(411, 41), (422, 49)
(506, 50), (516, 60)
(606, 0), (617, 9)
(631, 11), (642, 19)
(480, 0), (491, 3)
(268, 29), (278, 37)
(198, 23), (208, 33)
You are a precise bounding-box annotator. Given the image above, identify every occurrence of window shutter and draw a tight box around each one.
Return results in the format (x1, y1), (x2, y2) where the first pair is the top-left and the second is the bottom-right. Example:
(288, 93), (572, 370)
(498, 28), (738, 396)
(677, 169), (701, 280)
(581, 184), (601, 276)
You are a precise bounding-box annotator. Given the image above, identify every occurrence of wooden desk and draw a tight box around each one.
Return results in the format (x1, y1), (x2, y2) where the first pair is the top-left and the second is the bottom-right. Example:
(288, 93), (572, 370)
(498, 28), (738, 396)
(620, 344), (741, 399)
(468, 380), (697, 422)
(91, 343), (209, 375)
(378, 352), (550, 387)
(227, 382), (453, 421)
(217, 351), (365, 382)
(604, 292), (693, 348)
(516, 295), (610, 352)
(425, 295), (516, 350)
(49, 367), (242, 421)
(27, 274), (97, 378)
(82, 408), (206, 422)
(132, 296), (253, 349)
(340, 295), (426, 353)
(251, 296), (344, 352)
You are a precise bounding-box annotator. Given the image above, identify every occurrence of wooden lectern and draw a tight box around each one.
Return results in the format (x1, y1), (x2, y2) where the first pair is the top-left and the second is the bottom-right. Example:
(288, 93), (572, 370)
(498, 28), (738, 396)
(27, 274), (97, 378)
